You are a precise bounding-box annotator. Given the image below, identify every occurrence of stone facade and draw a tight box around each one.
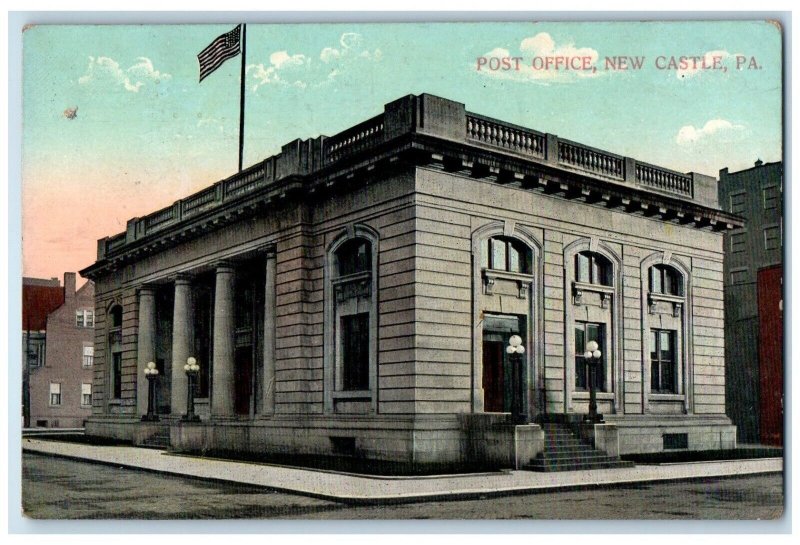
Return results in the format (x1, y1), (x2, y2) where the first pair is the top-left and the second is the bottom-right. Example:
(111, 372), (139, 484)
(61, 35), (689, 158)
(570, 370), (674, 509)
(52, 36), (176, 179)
(81, 94), (740, 466)
(28, 273), (96, 428)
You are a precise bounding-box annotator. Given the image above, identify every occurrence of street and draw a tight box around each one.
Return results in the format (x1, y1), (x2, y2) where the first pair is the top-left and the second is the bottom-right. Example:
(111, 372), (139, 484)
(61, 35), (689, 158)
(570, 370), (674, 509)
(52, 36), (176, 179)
(21, 453), (783, 520)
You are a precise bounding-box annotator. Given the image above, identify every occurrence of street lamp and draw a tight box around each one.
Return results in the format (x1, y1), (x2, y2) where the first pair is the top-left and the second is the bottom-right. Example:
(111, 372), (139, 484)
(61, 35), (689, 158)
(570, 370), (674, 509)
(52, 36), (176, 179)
(183, 356), (200, 422)
(583, 340), (604, 423)
(141, 361), (160, 422)
(506, 334), (527, 424)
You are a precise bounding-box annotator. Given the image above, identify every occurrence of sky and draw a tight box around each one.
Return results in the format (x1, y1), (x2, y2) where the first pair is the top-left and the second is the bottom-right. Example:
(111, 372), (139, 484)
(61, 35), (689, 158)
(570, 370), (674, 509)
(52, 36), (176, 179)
(21, 21), (783, 280)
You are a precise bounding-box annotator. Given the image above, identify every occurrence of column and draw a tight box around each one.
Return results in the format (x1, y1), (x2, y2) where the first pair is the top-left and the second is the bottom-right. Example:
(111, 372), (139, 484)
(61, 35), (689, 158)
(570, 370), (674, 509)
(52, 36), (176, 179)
(136, 286), (157, 416)
(211, 263), (236, 417)
(262, 250), (277, 414)
(170, 275), (193, 415)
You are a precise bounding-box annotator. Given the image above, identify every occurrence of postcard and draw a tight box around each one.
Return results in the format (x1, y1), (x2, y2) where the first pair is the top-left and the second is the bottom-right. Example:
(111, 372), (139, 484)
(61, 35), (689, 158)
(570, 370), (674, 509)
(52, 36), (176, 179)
(19, 18), (784, 523)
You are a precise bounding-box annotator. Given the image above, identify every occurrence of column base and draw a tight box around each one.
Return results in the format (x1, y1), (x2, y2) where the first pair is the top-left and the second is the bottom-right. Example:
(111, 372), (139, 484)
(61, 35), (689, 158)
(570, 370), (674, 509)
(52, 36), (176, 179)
(141, 415), (160, 422)
(181, 415), (201, 423)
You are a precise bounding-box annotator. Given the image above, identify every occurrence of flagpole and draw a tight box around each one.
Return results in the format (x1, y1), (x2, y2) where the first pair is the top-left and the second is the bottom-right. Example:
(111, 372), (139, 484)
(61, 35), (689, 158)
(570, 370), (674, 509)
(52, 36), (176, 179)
(238, 23), (246, 173)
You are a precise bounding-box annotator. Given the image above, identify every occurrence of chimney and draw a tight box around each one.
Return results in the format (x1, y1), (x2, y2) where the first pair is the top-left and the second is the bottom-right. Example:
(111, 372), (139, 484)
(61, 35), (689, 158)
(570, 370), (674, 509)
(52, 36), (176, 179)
(755, 158), (764, 167)
(64, 272), (76, 301)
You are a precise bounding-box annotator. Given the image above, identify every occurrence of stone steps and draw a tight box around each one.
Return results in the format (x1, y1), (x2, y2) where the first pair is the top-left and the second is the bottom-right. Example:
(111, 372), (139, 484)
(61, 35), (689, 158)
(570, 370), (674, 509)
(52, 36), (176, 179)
(527, 422), (634, 472)
(139, 428), (170, 450)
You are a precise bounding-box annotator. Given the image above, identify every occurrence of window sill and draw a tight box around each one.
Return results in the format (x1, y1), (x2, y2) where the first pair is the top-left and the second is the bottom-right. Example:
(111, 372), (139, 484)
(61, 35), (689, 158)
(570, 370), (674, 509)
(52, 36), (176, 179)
(572, 391), (614, 400)
(649, 293), (685, 304)
(483, 269), (534, 282)
(332, 390), (372, 400)
(649, 393), (684, 401)
(573, 281), (615, 295)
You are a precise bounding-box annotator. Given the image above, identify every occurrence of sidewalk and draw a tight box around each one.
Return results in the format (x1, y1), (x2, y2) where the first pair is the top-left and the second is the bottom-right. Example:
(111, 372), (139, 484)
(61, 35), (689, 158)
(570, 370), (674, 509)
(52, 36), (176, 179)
(22, 437), (783, 505)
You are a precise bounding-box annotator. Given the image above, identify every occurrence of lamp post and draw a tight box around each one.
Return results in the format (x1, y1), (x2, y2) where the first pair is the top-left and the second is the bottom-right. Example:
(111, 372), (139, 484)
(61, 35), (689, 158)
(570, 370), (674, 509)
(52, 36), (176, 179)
(141, 361), (160, 422)
(583, 340), (603, 423)
(183, 356), (200, 422)
(506, 334), (527, 425)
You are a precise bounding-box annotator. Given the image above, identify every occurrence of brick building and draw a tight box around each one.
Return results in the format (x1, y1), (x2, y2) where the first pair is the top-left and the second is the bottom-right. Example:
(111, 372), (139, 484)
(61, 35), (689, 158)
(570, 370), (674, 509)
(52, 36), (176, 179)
(26, 273), (96, 428)
(81, 94), (741, 468)
(718, 161), (783, 445)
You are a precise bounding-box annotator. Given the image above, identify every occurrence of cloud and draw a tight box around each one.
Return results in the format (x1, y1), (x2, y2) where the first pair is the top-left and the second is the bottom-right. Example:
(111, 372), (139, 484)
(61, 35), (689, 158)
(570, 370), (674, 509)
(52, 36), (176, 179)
(477, 32), (600, 84)
(247, 32), (381, 91)
(78, 56), (171, 92)
(675, 119), (746, 145)
(676, 50), (732, 79)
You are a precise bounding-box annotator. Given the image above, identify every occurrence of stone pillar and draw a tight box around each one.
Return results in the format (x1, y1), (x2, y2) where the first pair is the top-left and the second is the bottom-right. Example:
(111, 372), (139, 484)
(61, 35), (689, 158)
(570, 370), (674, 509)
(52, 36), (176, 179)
(211, 263), (236, 417)
(170, 275), (193, 415)
(136, 286), (157, 417)
(262, 250), (277, 414)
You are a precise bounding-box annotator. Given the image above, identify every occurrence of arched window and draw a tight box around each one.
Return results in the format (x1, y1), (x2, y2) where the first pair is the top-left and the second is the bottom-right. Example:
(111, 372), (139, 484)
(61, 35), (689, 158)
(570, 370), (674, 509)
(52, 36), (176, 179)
(575, 251), (612, 286)
(483, 236), (532, 274)
(327, 233), (377, 405)
(649, 264), (682, 296)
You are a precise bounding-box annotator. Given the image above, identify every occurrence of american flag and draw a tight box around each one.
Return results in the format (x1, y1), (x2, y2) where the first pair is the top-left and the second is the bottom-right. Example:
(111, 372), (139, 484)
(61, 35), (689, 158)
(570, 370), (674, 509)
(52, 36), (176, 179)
(197, 25), (242, 82)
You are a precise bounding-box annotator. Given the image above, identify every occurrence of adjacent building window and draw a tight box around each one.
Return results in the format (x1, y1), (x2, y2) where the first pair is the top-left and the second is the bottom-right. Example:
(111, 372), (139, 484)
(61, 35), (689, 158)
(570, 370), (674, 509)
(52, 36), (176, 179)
(82, 344), (94, 368)
(76, 309), (95, 328)
(575, 251), (612, 286)
(575, 322), (605, 391)
(81, 383), (92, 407)
(729, 191), (746, 214)
(730, 269), (748, 285)
(49, 383), (62, 406)
(482, 236), (532, 274)
(651, 329), (677, 393)
(764, 225), (781, 250)
(649, 264), (682, 296)
(730, 232), (746, 253)
(27, 337), (45, 368)
(763, 185), (779, 210)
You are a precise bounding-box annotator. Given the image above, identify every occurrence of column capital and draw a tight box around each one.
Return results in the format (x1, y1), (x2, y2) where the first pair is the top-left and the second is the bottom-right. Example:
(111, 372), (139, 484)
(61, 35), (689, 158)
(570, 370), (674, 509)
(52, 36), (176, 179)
(137, 283), (159, 296)
(214, 261), (237, 273)
(174, 273), (194, 285)
(260, 243), (278, 257)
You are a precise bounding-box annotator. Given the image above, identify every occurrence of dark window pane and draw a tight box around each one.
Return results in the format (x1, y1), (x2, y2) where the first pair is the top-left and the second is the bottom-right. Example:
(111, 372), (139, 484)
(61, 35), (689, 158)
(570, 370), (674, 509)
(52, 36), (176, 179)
(575, 326), (586, 389)
(112, 352), (123, 399)
(337, 239), (371, 276)
(342, 313), (369, 390)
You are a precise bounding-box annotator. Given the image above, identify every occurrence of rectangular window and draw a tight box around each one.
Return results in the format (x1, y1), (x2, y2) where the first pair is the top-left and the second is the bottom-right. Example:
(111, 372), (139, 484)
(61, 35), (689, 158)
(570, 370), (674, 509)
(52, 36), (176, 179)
(730, 232), (746, 253)
(764, 226), (781, 250)
(730, 269), (748, 285)
(763, 185), (779, 210)
(112, 352), (123, 399)
(82, 345), (94, 367)
(575, 322), (605, 391)
(75, 310), (95, 328)
(651, 329), (677, 393)
(81, 383), (92, 407)
(49, 383), (61, 406)
(729, 192), (746, 214)
(341, 313), (369, 391)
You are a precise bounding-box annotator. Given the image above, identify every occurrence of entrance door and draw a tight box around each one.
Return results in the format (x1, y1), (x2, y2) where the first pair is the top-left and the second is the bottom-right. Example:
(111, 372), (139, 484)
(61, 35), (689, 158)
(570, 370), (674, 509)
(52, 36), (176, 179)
(482, 314), (525, 414)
